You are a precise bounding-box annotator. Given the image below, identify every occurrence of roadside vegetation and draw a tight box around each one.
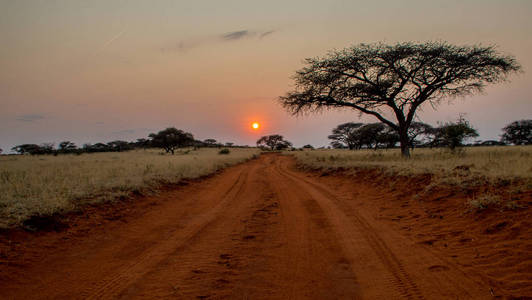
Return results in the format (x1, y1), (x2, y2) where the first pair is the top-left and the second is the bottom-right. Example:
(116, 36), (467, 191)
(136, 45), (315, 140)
(0, 148), (259, 229)
(290, 146), (532, 188)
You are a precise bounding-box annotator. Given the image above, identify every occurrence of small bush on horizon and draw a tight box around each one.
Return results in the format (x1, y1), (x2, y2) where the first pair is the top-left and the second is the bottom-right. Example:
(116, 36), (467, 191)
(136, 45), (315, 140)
(219, 148), (230, 155)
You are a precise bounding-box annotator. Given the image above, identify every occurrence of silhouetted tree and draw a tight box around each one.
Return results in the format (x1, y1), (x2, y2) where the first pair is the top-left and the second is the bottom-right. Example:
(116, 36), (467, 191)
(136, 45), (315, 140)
(12, 144), (39, 155)
(11, 143), (54, 155)
(40, 143), (55, 154)
(331, 141), (347, 149)
(432, 116), (478, 150)
(358, 123), (387, 149)
(408, 122), (434, 149)
(501, 120), (532, 145)
(225, 142), (234, 147)
(256, 135), (292, 150)
(328, 122), (364, 149)
(203, 139), (217, 147)
(149, 127), (194, 154)
(107, 140), (132, 152)
(0, 148), (2, 155)
(59, 141), (77, 153)
(280, 41), (521, 157)
(376, 125), (400, 149)
(135, 138), (150, 150)
(302, 144), (314, 150)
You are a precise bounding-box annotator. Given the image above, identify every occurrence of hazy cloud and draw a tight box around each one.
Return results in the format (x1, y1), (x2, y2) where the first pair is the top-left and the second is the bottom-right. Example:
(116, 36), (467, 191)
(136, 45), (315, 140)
(221, 30), (251, 41)
(259, 30), (275, 39)
(163, 28), (277, 53)
(16, 114), (45, 122)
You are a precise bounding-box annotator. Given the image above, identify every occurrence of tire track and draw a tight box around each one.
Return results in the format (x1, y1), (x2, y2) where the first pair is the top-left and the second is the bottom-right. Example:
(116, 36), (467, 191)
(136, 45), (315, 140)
(81, 168), (251, 299)
(274, 160), (424, 300)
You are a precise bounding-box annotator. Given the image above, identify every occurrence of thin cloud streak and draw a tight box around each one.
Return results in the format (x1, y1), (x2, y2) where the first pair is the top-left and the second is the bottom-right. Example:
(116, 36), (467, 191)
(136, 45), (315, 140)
(221, 30), (251, 41)
(163, 28), (277, 53)
(15, 114), (45, 122)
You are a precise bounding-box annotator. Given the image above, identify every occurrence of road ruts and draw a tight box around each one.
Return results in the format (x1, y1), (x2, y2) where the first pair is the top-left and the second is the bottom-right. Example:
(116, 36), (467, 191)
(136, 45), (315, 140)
(273, 154), (492, 299)
(0, 153), (493, 299)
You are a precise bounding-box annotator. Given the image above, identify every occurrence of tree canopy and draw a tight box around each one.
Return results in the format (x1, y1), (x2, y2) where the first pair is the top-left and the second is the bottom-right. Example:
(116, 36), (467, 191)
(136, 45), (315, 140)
(280, 41), (521, 157)
(256, 135), (292, 151)
(149, 127), (194, 154)
(501, 120), (532, 145)
(328, 122), (364, 150)
(329, 122), (399, 150)
(431, 116), (478, 150)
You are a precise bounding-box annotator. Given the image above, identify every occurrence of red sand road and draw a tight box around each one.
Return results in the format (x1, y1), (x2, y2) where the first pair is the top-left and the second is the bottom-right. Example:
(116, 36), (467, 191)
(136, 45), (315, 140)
(1, 154), (530, 299)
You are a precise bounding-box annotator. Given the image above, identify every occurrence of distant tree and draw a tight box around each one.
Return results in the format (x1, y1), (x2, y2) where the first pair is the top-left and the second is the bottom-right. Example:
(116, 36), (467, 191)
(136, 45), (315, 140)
(256, 135), (292, 150)
(328, 122), (364, 150)
(357, 123), (387, 149)
(375, 125), (400, 149)
(203, 139), (217, 147)
(0, 148), (2, 154)
(40, 143), (55, 154)
(433, 116), (479, 150)
(59, 141), (77, 153)
(135, 138), (150, 150)
(302, 144), (314, 150)
(501, 119), (532, 145)
(149, 127), (194, 154)
(107, 140), (132, 152)
(477, 140), (506, 146)
(225, 142), (234, 147)
(280, 41), (521, 157)
(82, 143), (93, 152)
(330, 141), (347, 149)
(407, 122), (434, 149)
(92, 143), (110, 152)
(11, 143), (54, 155)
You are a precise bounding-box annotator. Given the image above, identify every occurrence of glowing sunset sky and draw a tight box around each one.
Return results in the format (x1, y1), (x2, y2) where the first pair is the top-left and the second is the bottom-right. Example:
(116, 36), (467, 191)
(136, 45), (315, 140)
(1, 0), (531, 151)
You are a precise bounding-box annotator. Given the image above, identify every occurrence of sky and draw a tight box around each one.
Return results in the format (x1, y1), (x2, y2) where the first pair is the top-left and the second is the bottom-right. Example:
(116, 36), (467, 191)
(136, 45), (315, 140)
(1, 0), (531, 152)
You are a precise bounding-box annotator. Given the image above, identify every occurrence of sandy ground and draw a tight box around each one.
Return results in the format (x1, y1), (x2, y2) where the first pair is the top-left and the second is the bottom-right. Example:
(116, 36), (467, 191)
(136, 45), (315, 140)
(0, 153), (530, 299)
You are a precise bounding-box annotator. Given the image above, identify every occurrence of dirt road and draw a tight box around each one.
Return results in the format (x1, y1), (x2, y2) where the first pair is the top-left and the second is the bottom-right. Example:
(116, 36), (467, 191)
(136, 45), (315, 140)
(0, 154), (510, 298)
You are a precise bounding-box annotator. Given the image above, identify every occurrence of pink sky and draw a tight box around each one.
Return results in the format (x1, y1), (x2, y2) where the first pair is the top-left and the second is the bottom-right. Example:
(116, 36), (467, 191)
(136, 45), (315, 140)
(1, 0), (531, 151)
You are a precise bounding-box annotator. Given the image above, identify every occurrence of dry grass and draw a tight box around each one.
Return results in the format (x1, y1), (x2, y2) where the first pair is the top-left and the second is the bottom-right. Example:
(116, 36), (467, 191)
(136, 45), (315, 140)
(0, 148), (259, 228)
(289, 146), (532, 187)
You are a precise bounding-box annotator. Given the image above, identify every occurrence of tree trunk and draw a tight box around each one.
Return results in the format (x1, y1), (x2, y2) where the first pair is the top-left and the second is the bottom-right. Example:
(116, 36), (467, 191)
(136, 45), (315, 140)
(399, 128), (410, 158)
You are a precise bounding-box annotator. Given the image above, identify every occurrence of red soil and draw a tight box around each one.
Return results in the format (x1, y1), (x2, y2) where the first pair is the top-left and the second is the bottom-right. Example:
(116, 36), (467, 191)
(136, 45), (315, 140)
(0, 153), (530, 299)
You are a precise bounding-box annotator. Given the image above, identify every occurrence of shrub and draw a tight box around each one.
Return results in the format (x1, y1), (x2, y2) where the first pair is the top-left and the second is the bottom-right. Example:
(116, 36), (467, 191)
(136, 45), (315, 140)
(219, 148), (230, 155)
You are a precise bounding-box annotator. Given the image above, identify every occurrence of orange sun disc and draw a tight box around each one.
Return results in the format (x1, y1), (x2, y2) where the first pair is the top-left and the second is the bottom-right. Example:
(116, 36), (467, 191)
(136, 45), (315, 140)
(252, 122), (260, 129)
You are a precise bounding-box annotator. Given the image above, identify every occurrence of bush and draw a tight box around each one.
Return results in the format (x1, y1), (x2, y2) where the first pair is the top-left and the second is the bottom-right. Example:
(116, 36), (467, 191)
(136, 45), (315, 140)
(219, 148), (230, 155)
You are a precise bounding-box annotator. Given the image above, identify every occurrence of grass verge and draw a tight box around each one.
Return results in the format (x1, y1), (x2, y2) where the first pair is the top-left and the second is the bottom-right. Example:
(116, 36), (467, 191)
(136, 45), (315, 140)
(0, 148), (259, 229)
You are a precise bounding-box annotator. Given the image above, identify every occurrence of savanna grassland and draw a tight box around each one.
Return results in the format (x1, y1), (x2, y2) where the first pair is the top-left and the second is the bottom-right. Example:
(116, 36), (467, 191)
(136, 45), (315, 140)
(0, 148), (259, 228)
(290, 145), (532, 213)
(292, 146), (532, 185)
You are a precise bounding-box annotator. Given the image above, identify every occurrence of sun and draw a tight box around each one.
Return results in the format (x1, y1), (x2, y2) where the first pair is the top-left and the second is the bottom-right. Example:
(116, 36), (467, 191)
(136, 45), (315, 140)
(252, 122), (260, 130)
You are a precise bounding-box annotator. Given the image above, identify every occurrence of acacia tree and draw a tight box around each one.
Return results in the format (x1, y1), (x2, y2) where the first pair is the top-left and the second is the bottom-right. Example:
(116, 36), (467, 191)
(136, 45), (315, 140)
(256, 134), (292, 150)
(280, 42), (521, 157)
(58, 141), (77, 153)
(408, 122), (434, 149)
(203, 139), (218, 147)
(501, 120), (532, 145)
(149, 127), (194, 154)
(328, 122), (364, 149)
(432, 116), (478, 150)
